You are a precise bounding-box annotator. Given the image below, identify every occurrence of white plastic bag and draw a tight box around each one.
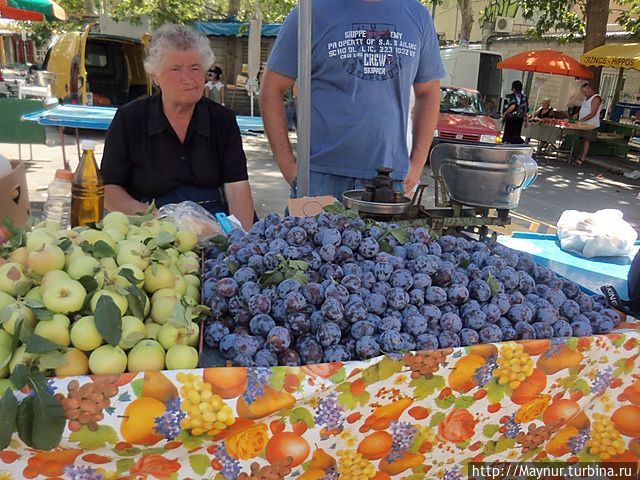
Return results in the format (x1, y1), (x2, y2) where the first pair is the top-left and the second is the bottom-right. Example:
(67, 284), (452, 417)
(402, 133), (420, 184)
(557, 209), (637, 258)
(157, 201), (222, 244)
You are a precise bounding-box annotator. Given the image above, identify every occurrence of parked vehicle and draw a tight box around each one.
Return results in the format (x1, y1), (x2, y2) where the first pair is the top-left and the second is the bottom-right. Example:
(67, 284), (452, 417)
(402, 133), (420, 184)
(440, 47), (503, 117)
(42, 24), (151, 106)
(433, 86), (501, 145)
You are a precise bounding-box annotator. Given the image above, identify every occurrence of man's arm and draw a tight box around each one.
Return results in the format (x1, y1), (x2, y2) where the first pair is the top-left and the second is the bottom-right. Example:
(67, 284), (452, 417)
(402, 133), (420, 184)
(224, 180), (254, 231)
(259, 68), (297, 185)
(580, 96), (602, 122)
(405, 79), (441, 193)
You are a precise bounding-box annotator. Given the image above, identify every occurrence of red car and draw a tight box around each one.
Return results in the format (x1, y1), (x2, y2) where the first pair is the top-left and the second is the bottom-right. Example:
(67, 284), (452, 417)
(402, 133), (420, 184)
(433, 86), (501, 145)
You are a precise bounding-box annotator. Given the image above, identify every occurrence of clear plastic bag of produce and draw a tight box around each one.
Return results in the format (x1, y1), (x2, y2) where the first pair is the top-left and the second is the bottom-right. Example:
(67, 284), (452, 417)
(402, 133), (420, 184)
(157, 201), (222, 243)
(557, 209), (638, 258)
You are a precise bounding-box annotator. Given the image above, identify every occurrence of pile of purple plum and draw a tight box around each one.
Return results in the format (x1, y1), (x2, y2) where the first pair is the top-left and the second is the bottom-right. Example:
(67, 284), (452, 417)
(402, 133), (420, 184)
(200, 212), (619, 367)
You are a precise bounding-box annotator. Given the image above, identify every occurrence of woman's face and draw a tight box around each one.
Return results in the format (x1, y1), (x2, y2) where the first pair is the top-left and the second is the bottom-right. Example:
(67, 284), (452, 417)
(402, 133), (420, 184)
(154, 48), (206, 107)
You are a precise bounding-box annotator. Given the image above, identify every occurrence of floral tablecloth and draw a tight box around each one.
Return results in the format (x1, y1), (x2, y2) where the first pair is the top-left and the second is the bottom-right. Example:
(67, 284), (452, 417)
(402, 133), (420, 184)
(1, 325), (639, 480)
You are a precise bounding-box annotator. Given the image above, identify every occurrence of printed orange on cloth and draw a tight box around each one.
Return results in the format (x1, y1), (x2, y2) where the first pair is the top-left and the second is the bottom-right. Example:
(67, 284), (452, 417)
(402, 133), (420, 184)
(438, 408), (477, 444)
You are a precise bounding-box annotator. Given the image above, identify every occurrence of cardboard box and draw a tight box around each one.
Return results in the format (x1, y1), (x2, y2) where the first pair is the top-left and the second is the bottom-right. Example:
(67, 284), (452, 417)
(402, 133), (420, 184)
(0, 161), (30, 228)
(288, 195), (338, 217)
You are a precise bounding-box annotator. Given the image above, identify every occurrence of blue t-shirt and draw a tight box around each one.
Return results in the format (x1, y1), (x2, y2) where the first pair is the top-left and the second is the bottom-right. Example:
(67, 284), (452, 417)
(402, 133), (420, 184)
(267, 0), (445, 180)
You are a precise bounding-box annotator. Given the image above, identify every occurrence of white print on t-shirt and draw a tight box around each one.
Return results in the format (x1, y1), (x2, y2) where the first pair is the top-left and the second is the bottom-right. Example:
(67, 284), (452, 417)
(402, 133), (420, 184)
(327, 23), (418, 81)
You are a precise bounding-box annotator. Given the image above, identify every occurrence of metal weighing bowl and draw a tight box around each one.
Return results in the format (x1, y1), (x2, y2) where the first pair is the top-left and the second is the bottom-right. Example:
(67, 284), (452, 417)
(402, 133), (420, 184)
(342, 190), (412, 215)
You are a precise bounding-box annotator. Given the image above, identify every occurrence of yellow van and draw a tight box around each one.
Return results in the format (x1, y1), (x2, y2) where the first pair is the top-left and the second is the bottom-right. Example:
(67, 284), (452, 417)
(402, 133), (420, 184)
(42, 25), (152, 106)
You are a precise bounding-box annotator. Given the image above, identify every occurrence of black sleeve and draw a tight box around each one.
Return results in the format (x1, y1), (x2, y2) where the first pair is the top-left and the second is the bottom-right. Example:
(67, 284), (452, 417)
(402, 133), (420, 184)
(101, 110), (131, 189)
(220, 112), (249, 184)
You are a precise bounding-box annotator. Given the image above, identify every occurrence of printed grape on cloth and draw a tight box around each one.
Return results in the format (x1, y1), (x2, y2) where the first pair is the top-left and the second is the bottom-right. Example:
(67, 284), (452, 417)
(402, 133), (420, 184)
(1, 326), (639, 480)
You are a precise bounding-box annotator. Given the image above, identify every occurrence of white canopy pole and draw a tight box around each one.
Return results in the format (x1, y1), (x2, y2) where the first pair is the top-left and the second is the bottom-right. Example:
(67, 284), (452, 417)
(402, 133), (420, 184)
(296, 0), (311, 197)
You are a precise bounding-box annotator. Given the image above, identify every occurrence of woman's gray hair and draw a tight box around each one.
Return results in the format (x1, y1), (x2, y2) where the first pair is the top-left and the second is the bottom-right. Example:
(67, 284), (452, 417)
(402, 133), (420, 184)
(144, 23), (215, 75)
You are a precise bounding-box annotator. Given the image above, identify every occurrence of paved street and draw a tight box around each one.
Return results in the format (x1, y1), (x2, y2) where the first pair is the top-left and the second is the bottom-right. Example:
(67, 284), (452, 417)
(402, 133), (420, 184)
(1, 130), (639, 232)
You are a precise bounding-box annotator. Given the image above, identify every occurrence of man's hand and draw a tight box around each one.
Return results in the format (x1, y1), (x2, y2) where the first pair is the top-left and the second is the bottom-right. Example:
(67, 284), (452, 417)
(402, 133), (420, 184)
(279, 152), (298, 185)
(404, 162), (422, 194)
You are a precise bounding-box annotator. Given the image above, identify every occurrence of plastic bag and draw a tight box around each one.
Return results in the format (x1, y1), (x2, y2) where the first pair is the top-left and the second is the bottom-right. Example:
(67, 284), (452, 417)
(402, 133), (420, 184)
(557, 209), (637, 258)
(157, 201), (222, 243)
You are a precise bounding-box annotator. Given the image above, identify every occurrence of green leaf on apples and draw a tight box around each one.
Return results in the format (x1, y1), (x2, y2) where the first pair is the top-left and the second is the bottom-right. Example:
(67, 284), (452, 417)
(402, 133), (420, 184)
(151, 250), (169, 264)
(38, 350), (68, 370)
(16, 395), (35, 448)
(25, 334), (66, 354)
(126, 286), (147, 321)
(120, 332), (145, 350)
(9, 364), (28, 390)
(23, 369), (65, 450)
(79, 240), (95, 255)
(118, 268), (140, 286)
(0, 305), (14, 325)
(78, 275), (99, 294)
(0, 389), (18, 450)
(168, 302), (190, 329)
(32, 308), (54, 322)
(113, 284), (130, 297)
(92, 241), (116, 259)
(14, 280), (34, 298)
(18, 320), (33, 343)
(55, 238), (73, 253)
(0, 345), (12, 370)
(94, 296), (122, 347)
(10, 320), (22, 353)
(23, 299), (44, 309)
(186, 305), (210, 321)
(155, 232), (176, 248)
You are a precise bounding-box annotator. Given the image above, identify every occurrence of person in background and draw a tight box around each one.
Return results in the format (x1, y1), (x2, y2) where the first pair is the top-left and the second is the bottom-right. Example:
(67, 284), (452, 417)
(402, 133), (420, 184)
(532, 98), (554, 120)
(101, 24), (255, 230)
(205, 65), (225, 105)
(575, 82), (602, 165)
(260, 0), (444, 199)
(502, 80), (528, 144)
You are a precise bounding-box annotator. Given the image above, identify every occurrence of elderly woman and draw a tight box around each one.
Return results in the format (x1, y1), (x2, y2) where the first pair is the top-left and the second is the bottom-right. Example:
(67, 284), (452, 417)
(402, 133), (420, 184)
(101, 24), (255, 230)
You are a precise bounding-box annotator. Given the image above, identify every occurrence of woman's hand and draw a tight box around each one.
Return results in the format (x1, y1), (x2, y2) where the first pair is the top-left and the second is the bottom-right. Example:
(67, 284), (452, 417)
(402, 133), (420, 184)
(224, 180), (255, 231)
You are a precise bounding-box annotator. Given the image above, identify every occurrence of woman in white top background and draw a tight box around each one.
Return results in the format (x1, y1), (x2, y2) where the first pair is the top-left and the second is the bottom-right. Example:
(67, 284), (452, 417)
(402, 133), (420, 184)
(575, 82), (602, 165)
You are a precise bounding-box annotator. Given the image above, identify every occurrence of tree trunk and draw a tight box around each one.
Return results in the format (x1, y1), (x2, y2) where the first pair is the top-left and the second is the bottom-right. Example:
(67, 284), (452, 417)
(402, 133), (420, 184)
(228, 0), (241, 18)
(84, 0), (96, 15)
(584, 0), (609, 92)
(457, 0), (474, 42)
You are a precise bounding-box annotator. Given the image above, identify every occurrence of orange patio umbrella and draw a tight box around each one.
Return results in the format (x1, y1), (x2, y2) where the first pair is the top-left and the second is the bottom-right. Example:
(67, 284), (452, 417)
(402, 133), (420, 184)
(497, 50), (593, 79)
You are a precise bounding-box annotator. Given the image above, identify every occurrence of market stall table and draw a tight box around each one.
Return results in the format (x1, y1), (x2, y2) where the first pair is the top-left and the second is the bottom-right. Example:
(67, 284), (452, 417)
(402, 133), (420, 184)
(522, 122), (595, 162)
(21, 104), (265, 169)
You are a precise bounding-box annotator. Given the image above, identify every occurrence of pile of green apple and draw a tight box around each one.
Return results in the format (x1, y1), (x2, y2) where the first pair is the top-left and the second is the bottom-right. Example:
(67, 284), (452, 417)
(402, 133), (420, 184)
(0, 211), (208, 387)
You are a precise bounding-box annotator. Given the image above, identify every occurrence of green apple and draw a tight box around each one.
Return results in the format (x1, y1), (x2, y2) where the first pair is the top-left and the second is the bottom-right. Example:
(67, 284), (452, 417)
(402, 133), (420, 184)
(176, 255), (199, 275)
(78, 229), (116, 249)
(89, 345), (128, 374)
(165, 248), (180, 266)
(165, 344), (198, 370)
(0, 379), (14, 395)
(0, 345), (11, 378)
(3, 302), (36, 335)
(171, 269), (187, 297)
(152, 288), (181, 302)
(116, 241), (150, 271)
(43, 278), (87, 314)
(100, 257), (118, 271)
(127, 339), (165, 372)
(157, 321), (199, 350)
(182, 251), (199, 259)
(140, 220), (162, 236)
(144, 321), (161, 340)
(90, 290), (128, 316)
(175, 230), (198, 253)
(8, 247), (29, 266)
(27, 244), (66, 276)
(102, 211), (130, 227)
(41, 270), (71, 290)
(70, 316), (103, 351)
(24, 286), (43, 303)
(0, 263), (28, 297)
(119, 316), (146, 349)
(26, 229), (55, 252)
(143, 264), (175, 293)
(34, 314), (70, 347)
(0, 330), (12, 349)
(67, 255), (101, 280)
(64, 245), (85, 269)
(104, 222), (129, 238)
(183, 274), (200, 290)
(150, 294), (181, 325)
(103, 228), (125, 243)
(126, 294), (151, 319)
(33, 220), (60, 233)
(115, 264), (145, 289)
(159, 220), (178, 235)
(184, 285), (200, 303)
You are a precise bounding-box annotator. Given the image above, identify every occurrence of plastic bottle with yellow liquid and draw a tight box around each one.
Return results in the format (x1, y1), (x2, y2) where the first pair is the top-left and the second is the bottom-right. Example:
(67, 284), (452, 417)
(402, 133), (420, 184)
(71, 140), (104, 227)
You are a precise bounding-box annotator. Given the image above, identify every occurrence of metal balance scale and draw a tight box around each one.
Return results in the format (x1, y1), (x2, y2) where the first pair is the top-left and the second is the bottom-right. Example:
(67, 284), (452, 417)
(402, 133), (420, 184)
(342, 143), (538, 239)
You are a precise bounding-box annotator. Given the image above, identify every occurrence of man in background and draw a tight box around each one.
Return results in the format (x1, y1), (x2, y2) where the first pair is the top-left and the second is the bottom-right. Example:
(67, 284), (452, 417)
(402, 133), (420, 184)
(260, 0), (444, 199)
(205, 65), (225, 105)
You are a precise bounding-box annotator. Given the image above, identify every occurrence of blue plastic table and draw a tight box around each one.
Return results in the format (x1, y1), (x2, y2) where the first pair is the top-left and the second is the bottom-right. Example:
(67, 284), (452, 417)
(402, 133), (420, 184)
(498, 231), (639, 299)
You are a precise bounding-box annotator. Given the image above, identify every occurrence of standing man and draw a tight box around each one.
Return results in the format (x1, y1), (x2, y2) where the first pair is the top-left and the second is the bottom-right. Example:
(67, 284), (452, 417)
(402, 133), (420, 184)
(260, 0), (444, 199)
(576, 82), (602, 165)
